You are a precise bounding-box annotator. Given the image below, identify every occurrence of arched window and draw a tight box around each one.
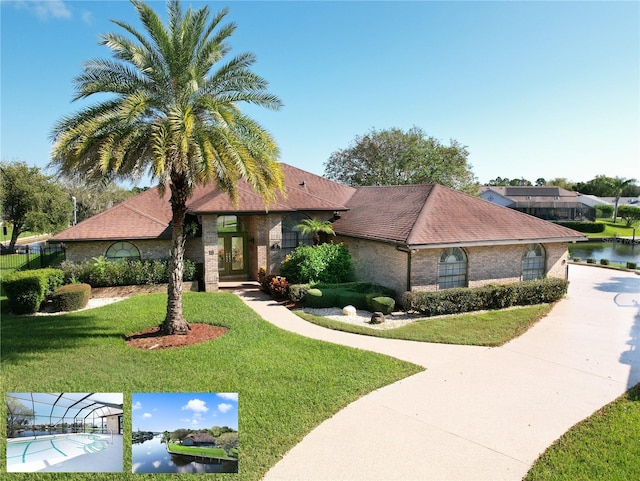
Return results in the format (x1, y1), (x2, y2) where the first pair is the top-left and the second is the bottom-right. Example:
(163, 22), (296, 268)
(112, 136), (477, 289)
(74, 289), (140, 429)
(281, 212), (313, 251)
(438, 247), (467, 289)
(522, 244), (546, 280)
(105, 241), (140, 261)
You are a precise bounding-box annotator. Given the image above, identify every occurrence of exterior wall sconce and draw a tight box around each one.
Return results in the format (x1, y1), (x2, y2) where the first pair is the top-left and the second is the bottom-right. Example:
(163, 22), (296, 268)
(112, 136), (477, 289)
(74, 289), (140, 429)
(271, 243), (281, 250)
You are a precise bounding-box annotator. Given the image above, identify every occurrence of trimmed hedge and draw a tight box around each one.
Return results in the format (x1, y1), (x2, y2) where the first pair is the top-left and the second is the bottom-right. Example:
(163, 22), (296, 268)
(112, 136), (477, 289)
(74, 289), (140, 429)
(401, 278), (569, 317)
(51, 283), (91, 312)
(302, 282), (397, 313)
(555, 221), (605, 233)
(369, 296), (396, 315)
(3, 268), (65, 314)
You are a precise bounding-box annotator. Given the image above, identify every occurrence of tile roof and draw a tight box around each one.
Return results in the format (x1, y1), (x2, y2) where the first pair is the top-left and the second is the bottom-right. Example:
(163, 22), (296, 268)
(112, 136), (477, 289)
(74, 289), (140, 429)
(333, 184), (586, 246)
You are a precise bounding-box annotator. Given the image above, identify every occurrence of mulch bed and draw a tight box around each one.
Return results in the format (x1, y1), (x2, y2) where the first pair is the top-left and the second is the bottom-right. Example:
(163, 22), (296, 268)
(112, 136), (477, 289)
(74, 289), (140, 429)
(125, 323), (228, 350)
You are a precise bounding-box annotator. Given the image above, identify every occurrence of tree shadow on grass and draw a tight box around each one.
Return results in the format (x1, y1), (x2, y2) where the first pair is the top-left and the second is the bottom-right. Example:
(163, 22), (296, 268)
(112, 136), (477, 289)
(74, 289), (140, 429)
(0, 312), (125, 364)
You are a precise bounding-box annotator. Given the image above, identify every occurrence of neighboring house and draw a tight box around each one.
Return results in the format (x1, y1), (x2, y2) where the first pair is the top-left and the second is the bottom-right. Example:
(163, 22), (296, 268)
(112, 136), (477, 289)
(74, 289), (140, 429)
(479, 186), (596, 221)
(182, 433), (216, 446)
(51, 163), (586, 295)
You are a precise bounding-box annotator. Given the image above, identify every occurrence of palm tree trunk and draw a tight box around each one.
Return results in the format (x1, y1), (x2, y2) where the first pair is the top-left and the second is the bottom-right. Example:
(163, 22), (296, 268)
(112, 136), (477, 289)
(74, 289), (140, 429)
(160, 174), (191, 335)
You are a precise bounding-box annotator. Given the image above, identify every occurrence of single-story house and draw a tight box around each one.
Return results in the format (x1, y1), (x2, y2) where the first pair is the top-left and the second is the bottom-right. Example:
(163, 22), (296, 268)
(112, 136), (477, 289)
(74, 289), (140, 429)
(51, 163), (586, 295)
(182, 433), (216, 446)
(479, 186), (596, 221)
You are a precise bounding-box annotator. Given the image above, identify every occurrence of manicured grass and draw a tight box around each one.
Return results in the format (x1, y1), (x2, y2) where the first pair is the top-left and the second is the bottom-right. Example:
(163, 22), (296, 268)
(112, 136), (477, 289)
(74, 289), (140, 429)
(296, 304), (553, 346)
(0, 292), (422, 481)
(166, 442), (231, 459)
(525, 383), (640, 481)
(587, 220), (638, 238)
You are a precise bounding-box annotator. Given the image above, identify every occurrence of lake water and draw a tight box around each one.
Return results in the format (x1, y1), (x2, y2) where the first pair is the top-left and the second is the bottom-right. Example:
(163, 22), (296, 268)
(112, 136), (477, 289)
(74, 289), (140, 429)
(569, 241), (640, 264)
(131, 436), (238, 474)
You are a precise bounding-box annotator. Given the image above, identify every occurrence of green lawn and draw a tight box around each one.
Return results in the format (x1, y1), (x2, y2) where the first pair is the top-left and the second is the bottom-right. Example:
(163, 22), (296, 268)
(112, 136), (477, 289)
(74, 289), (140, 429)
(525, 383), (640, 481)
(166, 442), (231, 459)
(0, 292), (422, 481)
(588, 220), (639, 238)
(296, 304), (553, 346)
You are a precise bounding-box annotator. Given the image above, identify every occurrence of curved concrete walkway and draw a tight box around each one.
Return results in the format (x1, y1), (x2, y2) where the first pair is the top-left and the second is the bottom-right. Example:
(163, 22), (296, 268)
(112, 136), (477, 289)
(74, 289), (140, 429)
(234, 264), (640, 481)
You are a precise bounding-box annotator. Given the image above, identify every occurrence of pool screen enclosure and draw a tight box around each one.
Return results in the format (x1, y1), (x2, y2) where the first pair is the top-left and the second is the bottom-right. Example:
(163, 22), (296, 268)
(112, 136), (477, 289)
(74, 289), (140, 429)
(7, 392), (123, 437)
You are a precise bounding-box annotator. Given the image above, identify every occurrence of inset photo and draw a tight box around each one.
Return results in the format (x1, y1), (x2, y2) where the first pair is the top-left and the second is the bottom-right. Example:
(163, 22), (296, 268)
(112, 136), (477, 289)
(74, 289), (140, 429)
(6, 392), (123, 473)
(131, 392), (238, 474)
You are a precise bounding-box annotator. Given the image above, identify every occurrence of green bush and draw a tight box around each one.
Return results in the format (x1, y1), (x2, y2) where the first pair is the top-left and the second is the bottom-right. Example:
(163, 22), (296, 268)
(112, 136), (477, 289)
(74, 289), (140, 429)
(600, 258), (610, 266)
(555, 221), (605, 233)
(627, 262), (638, 270)
(401, 278), (569, 316)
(51, 283), (91, 312)
(3, 268), (64, 314)
(586, 257), (596, 264)
(59, 257), (196, 287)
(336, 290), (369, 311)
(369, 296), (395, 315)
(305, 288), (337, 308)
(288, 284), (311, 302)
(279, 243), (352, 284)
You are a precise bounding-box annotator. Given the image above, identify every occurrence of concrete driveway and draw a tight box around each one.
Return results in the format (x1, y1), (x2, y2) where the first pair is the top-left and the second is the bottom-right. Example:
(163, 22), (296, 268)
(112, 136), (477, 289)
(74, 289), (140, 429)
(236, 264), (640, 481)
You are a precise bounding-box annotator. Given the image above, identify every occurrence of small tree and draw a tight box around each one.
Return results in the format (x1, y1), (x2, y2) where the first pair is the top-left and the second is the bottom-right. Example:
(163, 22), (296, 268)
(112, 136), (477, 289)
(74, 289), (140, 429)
(617, 205), (640, 227)
(595, 204), (614, 219)
(0, 161), (72, 251)
(6, 396), (34, 438)
(295, 218), (335, 245)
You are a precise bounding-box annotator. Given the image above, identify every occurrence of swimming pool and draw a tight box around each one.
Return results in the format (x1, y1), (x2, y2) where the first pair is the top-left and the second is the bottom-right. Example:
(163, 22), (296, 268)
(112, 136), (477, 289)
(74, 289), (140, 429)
(6, 433), (122, 472)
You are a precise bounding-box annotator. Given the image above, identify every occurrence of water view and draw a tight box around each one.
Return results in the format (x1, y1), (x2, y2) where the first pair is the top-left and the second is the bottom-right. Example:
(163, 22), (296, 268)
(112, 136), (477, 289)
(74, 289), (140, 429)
(131, 436), (238, 474)
(569, 241), (640, 264)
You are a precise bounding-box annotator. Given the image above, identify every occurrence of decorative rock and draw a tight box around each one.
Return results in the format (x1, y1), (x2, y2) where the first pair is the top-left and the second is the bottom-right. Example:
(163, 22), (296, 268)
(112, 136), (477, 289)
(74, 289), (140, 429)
(370, 312), (385, 324)
(342, 305), (357, 317)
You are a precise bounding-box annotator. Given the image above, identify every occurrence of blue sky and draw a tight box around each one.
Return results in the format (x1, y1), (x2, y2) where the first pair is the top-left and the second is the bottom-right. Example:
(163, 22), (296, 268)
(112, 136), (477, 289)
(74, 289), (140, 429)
(132, 392), (239, 432)
(1, 0), (638, 186)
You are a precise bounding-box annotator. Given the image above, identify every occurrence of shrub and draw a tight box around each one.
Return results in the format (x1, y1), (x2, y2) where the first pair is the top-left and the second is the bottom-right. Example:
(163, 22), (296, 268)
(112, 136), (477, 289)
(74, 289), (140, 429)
(627, 262), (638, 270)
(279, 243), (352, 284)
(3, 268), (64, 314)
(600, 259), (610, 266)
(336, 290), (369, 311)
(586, 257), (596, 264)
(305, 288), (338, 308)
(51, 284), (91, 312)
(572, 257), (581, 262)
(401, 278), (569, 316)
(555, 222), (605, 233)
(288, 284), (311, 302)
(268, 276), (289, 300)
(369, 296), (395, 315)
(59, 257), (196, 287)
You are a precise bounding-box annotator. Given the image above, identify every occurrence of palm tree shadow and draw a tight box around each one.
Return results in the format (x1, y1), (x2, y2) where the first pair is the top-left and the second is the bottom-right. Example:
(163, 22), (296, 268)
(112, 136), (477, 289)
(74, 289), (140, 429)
(594, 275), (640, 389)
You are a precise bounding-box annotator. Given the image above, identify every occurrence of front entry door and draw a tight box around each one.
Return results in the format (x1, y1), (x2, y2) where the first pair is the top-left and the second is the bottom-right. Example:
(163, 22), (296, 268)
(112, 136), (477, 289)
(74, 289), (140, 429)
(218, 234), (248, 277)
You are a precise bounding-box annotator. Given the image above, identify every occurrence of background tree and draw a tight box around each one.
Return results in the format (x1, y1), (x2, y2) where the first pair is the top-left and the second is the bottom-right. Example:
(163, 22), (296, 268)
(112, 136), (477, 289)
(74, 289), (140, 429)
(295, 218), (335, 245)
(172, 428), (191, 441)
(546, 177), (576, 191)
(6, 396), (34, 437)
(216, 431), (238, 453)
(0, 161), (72, 251)
(49, 0), (284, 335)
(60, 175), (137, 223)
(617, 205), (640, 227)
(324, 126), (477, 194)
(608, 177), (637, 222)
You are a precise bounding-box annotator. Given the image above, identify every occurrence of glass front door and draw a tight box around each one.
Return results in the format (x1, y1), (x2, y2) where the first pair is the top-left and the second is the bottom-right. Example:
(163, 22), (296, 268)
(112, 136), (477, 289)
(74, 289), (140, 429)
(218, 234), (248, 277)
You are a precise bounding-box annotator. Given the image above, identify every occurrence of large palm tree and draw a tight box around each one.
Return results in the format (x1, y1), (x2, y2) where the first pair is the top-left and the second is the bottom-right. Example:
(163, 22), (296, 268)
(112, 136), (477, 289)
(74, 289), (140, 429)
(50, 0), (284, 334)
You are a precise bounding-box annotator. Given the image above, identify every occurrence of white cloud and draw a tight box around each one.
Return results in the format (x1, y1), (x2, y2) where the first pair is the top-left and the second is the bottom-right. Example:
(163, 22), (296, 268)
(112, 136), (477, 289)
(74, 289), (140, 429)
(80, 10), (92, 25)
(218, 393), (238, 402)
(142, 413), (152, 419)
(181, 399), (209, 413)
(132, 401), (142, 410)
(218, 403), (233, 414)
(11, 0), (72, 20)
